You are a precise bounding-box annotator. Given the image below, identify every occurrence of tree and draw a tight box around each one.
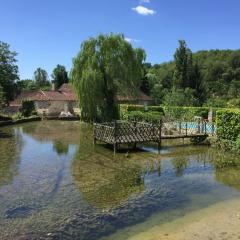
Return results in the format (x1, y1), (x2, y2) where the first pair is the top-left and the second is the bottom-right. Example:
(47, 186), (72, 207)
(0, 41), (19, 101)
(34, 68), (49, 88)
(191, 62), (206, 105)
(173, 40), (193, 89)
(140, 63), (152, 95)
(0, 84), (6, 109)
(16, 79), (37, 93)
(52, 64), (68, 89)
(71, 33), (146, 121)
(163, 88), (197, 106)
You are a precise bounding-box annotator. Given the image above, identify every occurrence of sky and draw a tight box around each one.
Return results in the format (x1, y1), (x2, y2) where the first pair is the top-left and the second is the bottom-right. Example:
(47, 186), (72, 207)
(1, 0), (240, 79)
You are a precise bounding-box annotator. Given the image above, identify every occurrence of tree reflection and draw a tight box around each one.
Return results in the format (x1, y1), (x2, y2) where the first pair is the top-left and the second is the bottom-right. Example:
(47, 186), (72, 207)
(52, 140), (69, 155)
(71, 124), (145, 209)
(0, 128), (22, 186)
(215, 167), (240, 191)
(171, 157), (189, 177)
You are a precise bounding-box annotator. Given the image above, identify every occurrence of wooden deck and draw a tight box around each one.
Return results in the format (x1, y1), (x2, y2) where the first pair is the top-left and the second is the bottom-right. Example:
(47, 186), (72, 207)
(93, 120), (215, 153)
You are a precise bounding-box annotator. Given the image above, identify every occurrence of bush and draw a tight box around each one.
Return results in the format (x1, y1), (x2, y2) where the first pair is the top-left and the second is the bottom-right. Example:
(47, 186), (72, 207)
(124, 111), (163, 123)
(12, 112), (23, 120)
(119, 104), (164, 121)
(215, 109), (240, 152)
(216, 109), (240, 142)
(163, 106), (210, 121)
(20, 100), (37, 117)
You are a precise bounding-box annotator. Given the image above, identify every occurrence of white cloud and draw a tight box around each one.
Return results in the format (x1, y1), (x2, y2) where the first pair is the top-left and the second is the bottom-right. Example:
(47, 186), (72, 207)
(125, 38), (140, 43)
(132, 5), (156, 16)
(140, 0), (150, 3)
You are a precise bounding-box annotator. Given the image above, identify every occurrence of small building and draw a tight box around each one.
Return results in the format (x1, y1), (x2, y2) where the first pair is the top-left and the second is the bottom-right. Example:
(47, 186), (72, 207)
(9, 84), (79, 116)
(9, 84), (153, 116)
(117, 91), (153, 110)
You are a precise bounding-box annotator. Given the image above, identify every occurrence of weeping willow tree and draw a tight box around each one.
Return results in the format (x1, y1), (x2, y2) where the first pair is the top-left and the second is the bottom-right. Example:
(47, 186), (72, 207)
(70, 33), (146, 122)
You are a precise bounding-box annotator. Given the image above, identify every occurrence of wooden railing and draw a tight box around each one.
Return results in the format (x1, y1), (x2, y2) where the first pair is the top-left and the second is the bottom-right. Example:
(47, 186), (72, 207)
(93, 120), (215, 153)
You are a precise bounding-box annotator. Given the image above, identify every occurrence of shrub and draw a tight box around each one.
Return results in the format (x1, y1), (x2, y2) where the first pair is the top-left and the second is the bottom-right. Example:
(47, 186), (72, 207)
(216, 109), (240, 142)
(12, 112), (23, 120)
(20, 100), (37, 117)
(119, 104), (164, 121)
(163, 106), (210, 121)
(215, 109), (240, 152)
(124, 111), (163, 123)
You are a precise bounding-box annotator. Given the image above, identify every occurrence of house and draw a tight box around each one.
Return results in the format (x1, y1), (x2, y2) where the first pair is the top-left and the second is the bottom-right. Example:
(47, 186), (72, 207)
(9, 84), (153, 116)
(9, 84), (79, 116)
(117, 91), (153, 106)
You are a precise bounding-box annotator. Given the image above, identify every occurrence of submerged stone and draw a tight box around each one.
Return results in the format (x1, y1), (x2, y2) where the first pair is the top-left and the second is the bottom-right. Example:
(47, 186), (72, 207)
(5, 206), (34, 219)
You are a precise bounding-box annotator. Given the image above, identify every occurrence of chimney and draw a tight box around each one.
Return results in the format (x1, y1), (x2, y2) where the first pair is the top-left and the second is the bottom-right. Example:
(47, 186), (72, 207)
(51, 82), (56, 91)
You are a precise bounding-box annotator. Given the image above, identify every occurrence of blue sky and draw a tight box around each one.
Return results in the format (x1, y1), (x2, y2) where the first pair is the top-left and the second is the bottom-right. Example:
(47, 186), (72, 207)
(1, 0), (240, 79)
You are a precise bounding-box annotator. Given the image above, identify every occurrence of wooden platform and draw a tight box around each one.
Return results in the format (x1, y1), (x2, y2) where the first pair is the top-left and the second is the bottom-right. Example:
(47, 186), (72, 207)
(93, 120), (215, 153)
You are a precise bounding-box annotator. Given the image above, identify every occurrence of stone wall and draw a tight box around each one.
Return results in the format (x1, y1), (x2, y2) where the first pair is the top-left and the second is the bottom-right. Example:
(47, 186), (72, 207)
(35, 101), (78, 116)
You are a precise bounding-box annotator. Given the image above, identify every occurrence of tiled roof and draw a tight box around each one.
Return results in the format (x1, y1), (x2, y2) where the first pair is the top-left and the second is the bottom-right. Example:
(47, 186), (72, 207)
(10, 85), (77, 106)
(58, 84), (77, 101)
(10, 84), (152, 106)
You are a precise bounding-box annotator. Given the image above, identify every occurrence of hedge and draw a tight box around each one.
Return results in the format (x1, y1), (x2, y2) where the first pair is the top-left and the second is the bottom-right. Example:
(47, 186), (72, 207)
(163, 106), (211, 121)
(124, 111), (163, 123)
(216, 109), (240, 142)
(120, 104), (164, 121)
(120, 104), (164, 122)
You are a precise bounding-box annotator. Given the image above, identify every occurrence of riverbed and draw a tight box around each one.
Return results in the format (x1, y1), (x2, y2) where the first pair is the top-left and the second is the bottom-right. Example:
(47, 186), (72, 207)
(0, 121), (240, 239)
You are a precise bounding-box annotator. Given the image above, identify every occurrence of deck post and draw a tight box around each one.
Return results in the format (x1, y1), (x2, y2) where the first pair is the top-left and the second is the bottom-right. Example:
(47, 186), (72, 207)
(158, 119), (162, 153)
(93, 122), (96, 145)
(113, 120), (117, 154)
(133, 121), (137, 150)
(185, 122), (188, 136)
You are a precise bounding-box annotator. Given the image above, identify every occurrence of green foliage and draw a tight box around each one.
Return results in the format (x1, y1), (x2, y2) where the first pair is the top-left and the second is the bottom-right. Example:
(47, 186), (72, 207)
(216, 109), (240, 142)
(34, 67), (50, 88)
(71, 33), (146, 122)
(144, 43), (240, 107)
(163, 106), (210, 121)
(204, 97), (228, 108)
(16, 79), (37, 92)
(0, 84), (6, 109)
(12, 112), (23, 120)
(124, 111), (163, 123)
(173, 40), (193, 89)
(163, 88), (198, 107)
(52, 64), (69, 89)
(120, 104), (164, 123)
(20, 100), (37, 117)
(0, 41), (19, 101)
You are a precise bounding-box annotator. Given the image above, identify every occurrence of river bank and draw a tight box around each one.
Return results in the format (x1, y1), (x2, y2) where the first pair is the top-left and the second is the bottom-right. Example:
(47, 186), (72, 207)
(127, 197), (240, 240)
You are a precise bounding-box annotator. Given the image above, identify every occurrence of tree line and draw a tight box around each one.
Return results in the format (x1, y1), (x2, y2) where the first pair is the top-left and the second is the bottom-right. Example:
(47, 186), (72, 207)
(143, 41), (240, 108)
(1, 34), (240, 119)
(0, 41), (69, 108)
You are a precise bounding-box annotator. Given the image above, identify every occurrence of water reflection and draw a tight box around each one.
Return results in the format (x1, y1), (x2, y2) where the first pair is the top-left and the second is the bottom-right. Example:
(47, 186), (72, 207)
(0, 122), (240, 240)
(53, 140), (69, 155)
(72, 124), (145, 209)
(0, 128), (22, 186)
(171, 157), (189, 177)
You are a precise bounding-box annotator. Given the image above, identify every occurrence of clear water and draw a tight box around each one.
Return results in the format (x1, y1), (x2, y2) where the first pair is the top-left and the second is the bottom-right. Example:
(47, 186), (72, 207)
(0, 121), (239, 240)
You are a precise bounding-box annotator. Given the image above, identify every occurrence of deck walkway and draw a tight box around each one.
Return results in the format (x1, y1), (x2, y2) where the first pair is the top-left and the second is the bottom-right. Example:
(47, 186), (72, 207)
(93, 120), (215, 153)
